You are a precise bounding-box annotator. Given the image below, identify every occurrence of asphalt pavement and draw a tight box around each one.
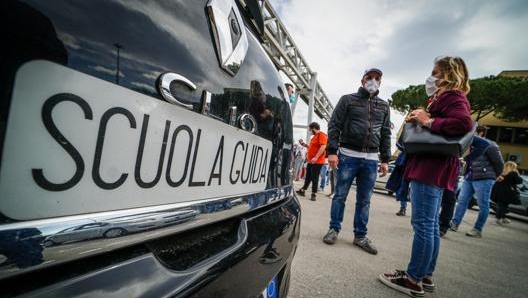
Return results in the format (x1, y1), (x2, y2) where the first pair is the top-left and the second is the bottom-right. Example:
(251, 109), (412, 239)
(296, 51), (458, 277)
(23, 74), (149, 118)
(288, 180), (528, 298)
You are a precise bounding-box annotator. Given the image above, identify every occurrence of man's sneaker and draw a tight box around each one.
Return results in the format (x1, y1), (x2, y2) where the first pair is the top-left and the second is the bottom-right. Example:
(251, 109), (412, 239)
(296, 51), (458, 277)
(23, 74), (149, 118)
(439, 227), (448, 237)
(310, 193), (316, 201)
(396, 209), (406, 216)
(502, 218), (511, 224)
(323, 229), (338, 244)
(378, 270), (425, 297)
(494, 219), (504, 225)
(353, 237), (378, 255)
(449, 221), (458, 232)
(466, 228), (482, 238)
(296, 188), (305, 196)
(422, 276), (435, 292)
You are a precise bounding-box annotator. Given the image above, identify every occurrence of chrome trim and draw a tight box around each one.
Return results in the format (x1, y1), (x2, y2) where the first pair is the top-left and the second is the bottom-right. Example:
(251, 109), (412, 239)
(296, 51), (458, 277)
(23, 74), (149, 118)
(238, 113), (257, 133)
(207, 0), (249, 75)
(158, 72), (195, 109)
(0, 186), (291, 279)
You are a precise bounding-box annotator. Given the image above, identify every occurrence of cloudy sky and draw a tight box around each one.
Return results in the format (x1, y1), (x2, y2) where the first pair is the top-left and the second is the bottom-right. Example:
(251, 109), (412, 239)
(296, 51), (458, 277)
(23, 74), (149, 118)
(267, 0), (528, 146)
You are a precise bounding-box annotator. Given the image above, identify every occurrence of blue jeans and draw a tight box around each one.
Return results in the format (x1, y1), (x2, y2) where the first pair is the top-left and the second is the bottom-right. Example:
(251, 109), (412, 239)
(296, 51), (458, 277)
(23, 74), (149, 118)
(320, 163), (329, 189)
(329, 155), (377, 238)
(407, 181), (443, 282)
(396, 179), (409, 210)
(452, 179), (495, 231)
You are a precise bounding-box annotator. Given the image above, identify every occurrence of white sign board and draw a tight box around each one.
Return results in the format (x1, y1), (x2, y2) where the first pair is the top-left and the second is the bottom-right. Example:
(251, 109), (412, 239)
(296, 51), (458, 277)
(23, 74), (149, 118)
(0, 61), (272, 220)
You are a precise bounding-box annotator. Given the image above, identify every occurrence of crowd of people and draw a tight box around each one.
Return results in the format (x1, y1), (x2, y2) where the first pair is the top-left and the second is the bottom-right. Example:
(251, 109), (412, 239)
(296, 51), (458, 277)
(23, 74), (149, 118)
(289, 56), (523, 297)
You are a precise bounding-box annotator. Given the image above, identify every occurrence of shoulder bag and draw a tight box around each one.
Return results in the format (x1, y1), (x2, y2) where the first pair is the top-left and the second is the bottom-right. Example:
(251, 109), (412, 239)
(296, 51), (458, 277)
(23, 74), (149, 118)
(401, 122), (477, 157)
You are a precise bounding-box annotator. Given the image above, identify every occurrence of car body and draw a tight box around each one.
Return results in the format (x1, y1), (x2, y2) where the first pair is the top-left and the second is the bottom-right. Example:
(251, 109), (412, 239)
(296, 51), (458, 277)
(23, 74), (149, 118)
(374, 161), (396, 195)
(490, 175), (528, 216)
(0, 1), (300, 297)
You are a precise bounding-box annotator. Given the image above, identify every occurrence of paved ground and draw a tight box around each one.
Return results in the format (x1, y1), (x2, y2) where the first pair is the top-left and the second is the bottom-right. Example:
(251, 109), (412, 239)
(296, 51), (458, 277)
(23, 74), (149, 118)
(288, 181), (528, 298)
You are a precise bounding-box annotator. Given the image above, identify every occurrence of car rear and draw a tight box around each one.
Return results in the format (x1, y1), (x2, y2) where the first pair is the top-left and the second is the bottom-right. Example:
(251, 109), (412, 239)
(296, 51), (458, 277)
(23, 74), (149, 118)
(0, 0), (300, 297)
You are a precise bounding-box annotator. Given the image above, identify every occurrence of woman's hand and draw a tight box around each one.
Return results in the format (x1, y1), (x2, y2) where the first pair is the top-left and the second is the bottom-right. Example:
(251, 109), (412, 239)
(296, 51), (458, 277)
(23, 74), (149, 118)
(407, 109), (433, 127)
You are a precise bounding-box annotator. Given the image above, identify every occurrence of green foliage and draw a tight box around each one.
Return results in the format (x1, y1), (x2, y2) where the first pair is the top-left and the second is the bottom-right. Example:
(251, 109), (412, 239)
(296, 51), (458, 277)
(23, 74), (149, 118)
(389, 76), (528, 121)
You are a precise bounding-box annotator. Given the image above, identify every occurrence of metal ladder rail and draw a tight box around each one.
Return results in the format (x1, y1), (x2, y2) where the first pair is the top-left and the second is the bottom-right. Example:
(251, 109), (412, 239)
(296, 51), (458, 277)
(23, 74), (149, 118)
(239, 0), (334, 123)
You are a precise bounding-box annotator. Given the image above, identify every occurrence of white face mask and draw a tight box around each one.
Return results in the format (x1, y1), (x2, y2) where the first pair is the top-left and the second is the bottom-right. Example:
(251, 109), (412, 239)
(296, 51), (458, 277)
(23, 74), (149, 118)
(364, 79), (380, 94)
(425, 76), (439, 96)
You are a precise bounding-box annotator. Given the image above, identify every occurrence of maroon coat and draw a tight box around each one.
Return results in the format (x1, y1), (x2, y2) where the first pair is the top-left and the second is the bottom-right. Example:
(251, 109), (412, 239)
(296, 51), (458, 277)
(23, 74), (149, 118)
(404, 90), (473, 191)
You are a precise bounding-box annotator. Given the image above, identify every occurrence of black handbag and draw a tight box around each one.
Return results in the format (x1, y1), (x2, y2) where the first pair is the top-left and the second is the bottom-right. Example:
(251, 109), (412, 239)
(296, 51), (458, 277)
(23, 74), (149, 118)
(511, 186), (521, 205)
(401, 122), (477, 157)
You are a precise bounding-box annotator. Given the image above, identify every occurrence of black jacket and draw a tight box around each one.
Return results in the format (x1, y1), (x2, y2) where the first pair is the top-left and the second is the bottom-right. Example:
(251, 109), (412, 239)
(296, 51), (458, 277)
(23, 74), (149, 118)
(327, 87), (391, 163)
(466, 139), (504, 181)
(491, 171), (523, 204)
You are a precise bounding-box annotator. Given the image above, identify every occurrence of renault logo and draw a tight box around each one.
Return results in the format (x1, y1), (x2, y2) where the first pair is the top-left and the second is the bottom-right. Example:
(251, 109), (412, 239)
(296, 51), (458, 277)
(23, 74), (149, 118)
(207, 0), (249, 76)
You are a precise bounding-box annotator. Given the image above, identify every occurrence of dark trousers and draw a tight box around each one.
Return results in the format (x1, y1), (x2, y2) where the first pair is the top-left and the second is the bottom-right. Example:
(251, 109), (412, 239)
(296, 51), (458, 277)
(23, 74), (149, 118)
(496, 202), (509, 219)
(439, 189), (456, 231)
(302, 163), (323, 194)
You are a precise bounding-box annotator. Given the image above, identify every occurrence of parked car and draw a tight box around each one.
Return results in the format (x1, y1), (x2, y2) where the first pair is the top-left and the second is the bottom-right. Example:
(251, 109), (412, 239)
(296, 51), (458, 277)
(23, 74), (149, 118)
(0, 1), (300, 297)
(490, 175), (528, 216)
(374, 161), (396, 195)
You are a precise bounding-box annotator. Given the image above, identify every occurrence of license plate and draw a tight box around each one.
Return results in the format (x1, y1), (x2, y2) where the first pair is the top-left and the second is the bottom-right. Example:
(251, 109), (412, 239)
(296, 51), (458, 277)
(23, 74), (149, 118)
(260, 276), (277, 298)
(0, 60), (272, 220)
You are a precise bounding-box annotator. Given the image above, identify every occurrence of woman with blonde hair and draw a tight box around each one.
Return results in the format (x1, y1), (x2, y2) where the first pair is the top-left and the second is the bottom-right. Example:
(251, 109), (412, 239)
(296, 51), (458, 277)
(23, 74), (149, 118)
(491, 161), (523, 224)
(379, 56), (473, 296)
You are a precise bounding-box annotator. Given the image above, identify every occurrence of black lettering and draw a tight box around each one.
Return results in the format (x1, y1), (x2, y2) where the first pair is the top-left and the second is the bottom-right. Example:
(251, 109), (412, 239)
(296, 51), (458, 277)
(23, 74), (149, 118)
(32, 93), (92, 191)
(248, 145), (257, 183)
(166, 125), (193, 187)
(255, 147), (265, 183)
(208, 136), (224, 185)
(251, 146), (263, 183)
(189, 129), (206, 187)
(240, 142), (251, 184)
(135, 115), (170, 188)
(260, 149), (268, 183)
(92, 107), (136, 189)
(229, 141), (244, 184)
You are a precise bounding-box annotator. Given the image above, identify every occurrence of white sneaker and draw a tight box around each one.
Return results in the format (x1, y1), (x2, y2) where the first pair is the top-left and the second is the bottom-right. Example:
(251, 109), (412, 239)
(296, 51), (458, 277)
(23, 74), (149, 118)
(502, 218), (511, 224)
(494, 219), (503, 225)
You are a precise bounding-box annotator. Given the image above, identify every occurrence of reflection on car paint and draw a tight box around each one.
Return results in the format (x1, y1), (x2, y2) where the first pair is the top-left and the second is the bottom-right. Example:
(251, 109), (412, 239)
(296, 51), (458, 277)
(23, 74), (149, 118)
(0, 185), (292, 278)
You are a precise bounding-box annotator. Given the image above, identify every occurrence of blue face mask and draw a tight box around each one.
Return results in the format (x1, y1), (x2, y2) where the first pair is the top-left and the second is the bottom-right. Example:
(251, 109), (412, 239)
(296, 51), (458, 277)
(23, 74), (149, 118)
(289, 94), (296, 103)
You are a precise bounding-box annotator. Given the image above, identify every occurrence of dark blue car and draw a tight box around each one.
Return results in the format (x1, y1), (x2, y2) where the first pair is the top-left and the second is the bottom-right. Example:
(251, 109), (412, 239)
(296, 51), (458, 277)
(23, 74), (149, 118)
(0, 0), (300, 297)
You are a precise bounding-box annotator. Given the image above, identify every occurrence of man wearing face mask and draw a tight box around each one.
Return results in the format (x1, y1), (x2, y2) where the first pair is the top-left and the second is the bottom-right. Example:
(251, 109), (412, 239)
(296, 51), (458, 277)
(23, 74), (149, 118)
(323, 68), (391, 255)
(296, 122), (328, 201)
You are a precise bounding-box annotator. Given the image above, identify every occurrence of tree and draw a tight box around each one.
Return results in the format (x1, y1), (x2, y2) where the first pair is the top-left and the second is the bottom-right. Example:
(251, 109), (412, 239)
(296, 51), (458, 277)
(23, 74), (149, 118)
(389, 76), (528, 122)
